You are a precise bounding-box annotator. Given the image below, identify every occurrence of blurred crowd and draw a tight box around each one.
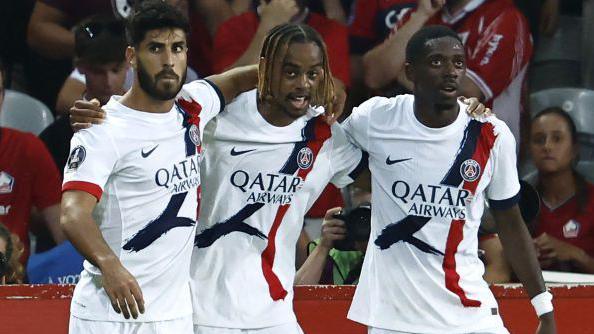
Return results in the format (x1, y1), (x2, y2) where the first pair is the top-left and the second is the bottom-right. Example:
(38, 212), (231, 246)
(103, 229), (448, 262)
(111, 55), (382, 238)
(0, 0), (593, 286)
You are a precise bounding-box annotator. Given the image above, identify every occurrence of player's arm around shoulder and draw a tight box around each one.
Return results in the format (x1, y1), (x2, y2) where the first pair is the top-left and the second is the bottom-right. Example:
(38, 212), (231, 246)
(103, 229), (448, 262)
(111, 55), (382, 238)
(205, 64), (258, 104)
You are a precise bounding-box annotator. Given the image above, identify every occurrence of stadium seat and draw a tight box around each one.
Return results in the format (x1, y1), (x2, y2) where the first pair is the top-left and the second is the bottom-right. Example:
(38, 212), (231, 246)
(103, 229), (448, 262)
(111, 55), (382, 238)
(0, 89), (54, 135)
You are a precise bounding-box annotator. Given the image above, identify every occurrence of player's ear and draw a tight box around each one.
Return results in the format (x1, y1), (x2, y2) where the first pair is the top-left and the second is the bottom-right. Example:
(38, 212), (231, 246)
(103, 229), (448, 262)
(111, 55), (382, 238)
(127, 46), (136, 69)
(404, 61), (415, 83)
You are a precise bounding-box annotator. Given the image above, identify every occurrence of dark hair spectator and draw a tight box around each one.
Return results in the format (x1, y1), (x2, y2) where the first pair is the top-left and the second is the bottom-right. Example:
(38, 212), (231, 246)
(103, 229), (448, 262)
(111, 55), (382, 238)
(0, 222), (25, 284)
(530, 107), (594, 274)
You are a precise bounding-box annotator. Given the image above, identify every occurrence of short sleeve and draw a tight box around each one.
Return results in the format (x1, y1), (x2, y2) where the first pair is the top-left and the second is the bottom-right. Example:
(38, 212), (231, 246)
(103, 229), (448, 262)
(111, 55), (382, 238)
(178, 79), (225, 127)
(465, 10), (532, 100)
(341, 96), (388, 152)
(27, 136), (62, 210)
(62, 127), (118, 201)
(487, 122), (521, 210)
(329, 124), (367, 188)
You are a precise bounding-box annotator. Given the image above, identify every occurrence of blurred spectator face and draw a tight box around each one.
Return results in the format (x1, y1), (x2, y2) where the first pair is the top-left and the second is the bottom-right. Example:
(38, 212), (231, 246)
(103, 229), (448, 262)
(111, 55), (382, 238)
(269, 41), (324, 120)
(134, 28), (188, 100)
(408, 36), (466, 108)
(530, 111), (578, 175)
(79, 61), (128, 105)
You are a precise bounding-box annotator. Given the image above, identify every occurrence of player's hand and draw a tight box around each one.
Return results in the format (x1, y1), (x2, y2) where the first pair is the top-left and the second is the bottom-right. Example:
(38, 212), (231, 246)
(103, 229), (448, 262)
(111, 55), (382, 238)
(325, 79), (346, 124)
(258, 0), (299, 30)
(536, 311), (557, 334)
(417, 0), (445, 19)
(460, 96), (492, 118)
(319, 207), (347, 250)
(70, 99), (105, 132)
(534, 233), (582, 265)
(100, 258), (145, 319)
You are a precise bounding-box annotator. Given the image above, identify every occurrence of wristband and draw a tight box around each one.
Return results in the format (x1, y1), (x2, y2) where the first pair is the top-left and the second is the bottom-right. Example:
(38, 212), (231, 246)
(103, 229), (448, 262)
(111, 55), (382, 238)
(531, 291), (554, 317)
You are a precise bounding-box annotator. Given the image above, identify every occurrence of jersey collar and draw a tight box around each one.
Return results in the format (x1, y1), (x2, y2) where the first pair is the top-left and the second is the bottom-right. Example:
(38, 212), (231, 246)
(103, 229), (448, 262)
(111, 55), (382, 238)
(441, 0), (485, 24)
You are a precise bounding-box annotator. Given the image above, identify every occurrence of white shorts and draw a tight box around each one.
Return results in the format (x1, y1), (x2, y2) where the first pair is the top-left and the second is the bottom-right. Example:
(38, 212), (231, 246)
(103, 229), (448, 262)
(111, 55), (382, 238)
(69, 314), (193, 334)
(368, 326), (509, 334)
(194, 322), (304, 334)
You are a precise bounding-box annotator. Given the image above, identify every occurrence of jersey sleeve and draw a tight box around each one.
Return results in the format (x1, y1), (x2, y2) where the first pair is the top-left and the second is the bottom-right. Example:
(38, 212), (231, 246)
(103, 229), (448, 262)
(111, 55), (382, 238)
(26, 135), (62, 210)
(62, 127), (118, 201)
(465, 10), (532, 100)
(342, 96), (388, 152)
(329, 124), (367, 188)
(486, 121), (521, 210)
(179, 79), (225, 127)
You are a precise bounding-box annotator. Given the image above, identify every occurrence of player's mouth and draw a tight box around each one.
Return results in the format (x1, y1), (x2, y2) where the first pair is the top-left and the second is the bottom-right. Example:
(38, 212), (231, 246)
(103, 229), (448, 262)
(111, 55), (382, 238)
(440, 83), (458, 96)
(288, 94), (310, 110)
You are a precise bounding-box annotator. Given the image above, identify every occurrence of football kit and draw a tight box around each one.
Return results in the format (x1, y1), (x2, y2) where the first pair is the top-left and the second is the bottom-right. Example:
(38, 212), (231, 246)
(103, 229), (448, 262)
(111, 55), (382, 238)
(343, 95), (519, 333)
(191, 89), (366, 331)
(63, 80), (223, 332)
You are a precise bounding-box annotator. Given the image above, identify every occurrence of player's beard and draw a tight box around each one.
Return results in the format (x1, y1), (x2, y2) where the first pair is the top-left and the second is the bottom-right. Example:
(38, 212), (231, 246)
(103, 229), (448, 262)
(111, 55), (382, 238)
(136, 58), (186, 101)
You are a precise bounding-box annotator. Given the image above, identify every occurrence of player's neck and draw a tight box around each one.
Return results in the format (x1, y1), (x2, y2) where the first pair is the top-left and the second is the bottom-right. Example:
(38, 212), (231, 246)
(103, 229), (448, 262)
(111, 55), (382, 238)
(539, 169), (577, 207)
(413, 98), (459, 128)
(257, 99), (295, 127)
(120, 85), (175, 114)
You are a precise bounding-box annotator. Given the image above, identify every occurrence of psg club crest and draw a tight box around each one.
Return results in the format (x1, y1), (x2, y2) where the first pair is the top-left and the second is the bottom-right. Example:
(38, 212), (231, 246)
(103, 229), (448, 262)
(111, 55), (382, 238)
(0, 171), (15, 194)
(297, 147), (314, 169)
(460, 159), (481, 182)
(563, 219), (580, 238)
(67, 146), (87, 171)
(189, 124), (201, 146)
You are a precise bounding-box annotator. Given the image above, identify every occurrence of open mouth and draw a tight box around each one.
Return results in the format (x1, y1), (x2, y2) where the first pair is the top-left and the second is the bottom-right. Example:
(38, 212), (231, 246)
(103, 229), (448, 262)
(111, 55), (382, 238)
(440, 85), (458, 95)
(288, 94), (310, 109)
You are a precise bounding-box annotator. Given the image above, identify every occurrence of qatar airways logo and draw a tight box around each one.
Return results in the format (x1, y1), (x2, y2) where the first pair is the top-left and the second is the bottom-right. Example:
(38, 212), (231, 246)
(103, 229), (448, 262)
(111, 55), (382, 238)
(230, 170), (304, 205)
(155, 155), (200, 193)
(391, 180), (471, 220)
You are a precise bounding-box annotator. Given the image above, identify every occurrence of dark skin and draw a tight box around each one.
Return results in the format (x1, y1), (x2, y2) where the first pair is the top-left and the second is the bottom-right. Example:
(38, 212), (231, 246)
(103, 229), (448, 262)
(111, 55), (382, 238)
(405, 36), (556, 334)
(258, 41), (326, 127)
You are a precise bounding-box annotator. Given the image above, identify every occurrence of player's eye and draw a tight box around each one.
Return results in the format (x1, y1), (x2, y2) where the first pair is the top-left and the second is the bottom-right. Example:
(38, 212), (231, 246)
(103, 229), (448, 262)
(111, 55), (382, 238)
(149, 45), (161, 53)
(307, 71), (319, 80)
(431, 59), (441, 66)
(285, 70), (297, 78)
(173, 45), (185, 53)
(454, 60), (464, 67)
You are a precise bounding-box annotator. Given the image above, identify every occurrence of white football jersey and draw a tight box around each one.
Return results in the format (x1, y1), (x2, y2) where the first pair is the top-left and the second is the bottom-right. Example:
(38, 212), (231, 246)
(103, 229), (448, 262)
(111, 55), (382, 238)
(62, 80), (223, 322)
(190, 90), (366, 328)
(343, 95), (519, 333)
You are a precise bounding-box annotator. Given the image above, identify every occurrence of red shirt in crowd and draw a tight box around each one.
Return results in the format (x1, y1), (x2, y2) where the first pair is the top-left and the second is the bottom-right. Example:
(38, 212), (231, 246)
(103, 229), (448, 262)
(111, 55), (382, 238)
(395, 0), (532, 141)
(349, 0), (416, 54)
(0, 128), (62, 261)
(535, 183), (594, 260)
(212, 11), (351, 86)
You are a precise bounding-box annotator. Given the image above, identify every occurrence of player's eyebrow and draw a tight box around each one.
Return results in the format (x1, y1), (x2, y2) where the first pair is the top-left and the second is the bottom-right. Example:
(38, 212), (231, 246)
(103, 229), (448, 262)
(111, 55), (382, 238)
(282, 61), (323, 69)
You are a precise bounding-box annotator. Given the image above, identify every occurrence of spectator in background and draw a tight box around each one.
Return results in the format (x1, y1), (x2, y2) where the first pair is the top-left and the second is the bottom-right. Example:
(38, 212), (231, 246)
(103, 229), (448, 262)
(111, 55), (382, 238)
(362, 0), (532, 144)
(529, 107), (594, 274)
(348, 0), (416, 103)
(42, 16), (128, 176)
(0, 223), (25, 284)
(212, 0), (350, 87)
(0, 59), (65, 264)
(55, 15), (129, 116)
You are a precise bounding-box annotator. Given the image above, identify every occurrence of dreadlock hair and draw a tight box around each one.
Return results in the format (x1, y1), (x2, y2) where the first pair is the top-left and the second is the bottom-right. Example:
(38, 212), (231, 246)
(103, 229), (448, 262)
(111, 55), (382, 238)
(532, 107), (589, 214)
(258, 23), (335, 114)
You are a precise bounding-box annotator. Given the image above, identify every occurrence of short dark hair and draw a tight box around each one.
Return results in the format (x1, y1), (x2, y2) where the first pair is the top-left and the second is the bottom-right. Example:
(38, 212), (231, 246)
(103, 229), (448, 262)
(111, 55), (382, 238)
(75, 15), (126, 65)
(406, 25), (463, 63)
(126, 0), (190, 46)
